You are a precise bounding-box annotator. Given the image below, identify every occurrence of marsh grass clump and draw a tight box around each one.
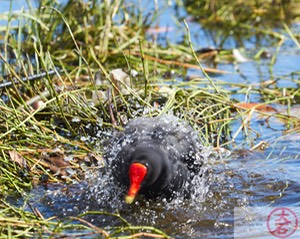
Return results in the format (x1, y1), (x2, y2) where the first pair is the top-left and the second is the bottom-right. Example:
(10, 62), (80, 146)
(185, 0), (300, 31)
(0, 0), (299, 237)
(184, 0), (300, 56)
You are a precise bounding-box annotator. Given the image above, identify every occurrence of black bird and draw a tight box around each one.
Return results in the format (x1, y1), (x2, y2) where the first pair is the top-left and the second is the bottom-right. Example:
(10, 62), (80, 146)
(105, 115), (203, 204)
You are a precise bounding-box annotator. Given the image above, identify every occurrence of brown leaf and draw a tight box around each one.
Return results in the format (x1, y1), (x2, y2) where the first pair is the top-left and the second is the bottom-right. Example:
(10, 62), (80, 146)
(235, 102), (277, 113)
(42, 151), (70, 168)
(8, 150), (27, 168)
(40, 150), (71, 177)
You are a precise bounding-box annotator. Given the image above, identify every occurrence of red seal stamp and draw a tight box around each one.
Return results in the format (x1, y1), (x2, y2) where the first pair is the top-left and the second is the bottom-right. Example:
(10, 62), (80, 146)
(266, 207), (298, 238)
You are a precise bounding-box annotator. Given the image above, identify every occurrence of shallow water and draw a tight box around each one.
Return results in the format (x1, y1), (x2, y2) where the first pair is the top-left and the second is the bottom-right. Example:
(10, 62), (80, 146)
(2, 1), (300, 238)
(13, 137), (300, 238)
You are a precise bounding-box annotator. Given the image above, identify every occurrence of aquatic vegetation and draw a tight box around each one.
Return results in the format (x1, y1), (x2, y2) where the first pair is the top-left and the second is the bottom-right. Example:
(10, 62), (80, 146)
(185, 0), (300, 44)
(0, 0), (300, 238)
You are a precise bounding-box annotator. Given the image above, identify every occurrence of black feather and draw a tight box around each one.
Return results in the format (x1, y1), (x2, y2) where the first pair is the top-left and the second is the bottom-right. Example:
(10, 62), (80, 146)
(105, 115), (203, 200)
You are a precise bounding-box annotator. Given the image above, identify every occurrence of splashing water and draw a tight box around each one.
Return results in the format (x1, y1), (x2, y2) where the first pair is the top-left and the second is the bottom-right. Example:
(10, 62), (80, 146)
(86, 114), (214, 235)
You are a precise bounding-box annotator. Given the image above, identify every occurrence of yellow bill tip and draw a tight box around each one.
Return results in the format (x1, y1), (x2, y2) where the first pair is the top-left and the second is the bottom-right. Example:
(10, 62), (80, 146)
(125, 195), (135, 204)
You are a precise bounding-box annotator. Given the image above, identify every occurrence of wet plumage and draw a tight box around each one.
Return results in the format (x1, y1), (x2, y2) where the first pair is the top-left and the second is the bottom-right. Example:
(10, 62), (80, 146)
(105, 115), (203, 203)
